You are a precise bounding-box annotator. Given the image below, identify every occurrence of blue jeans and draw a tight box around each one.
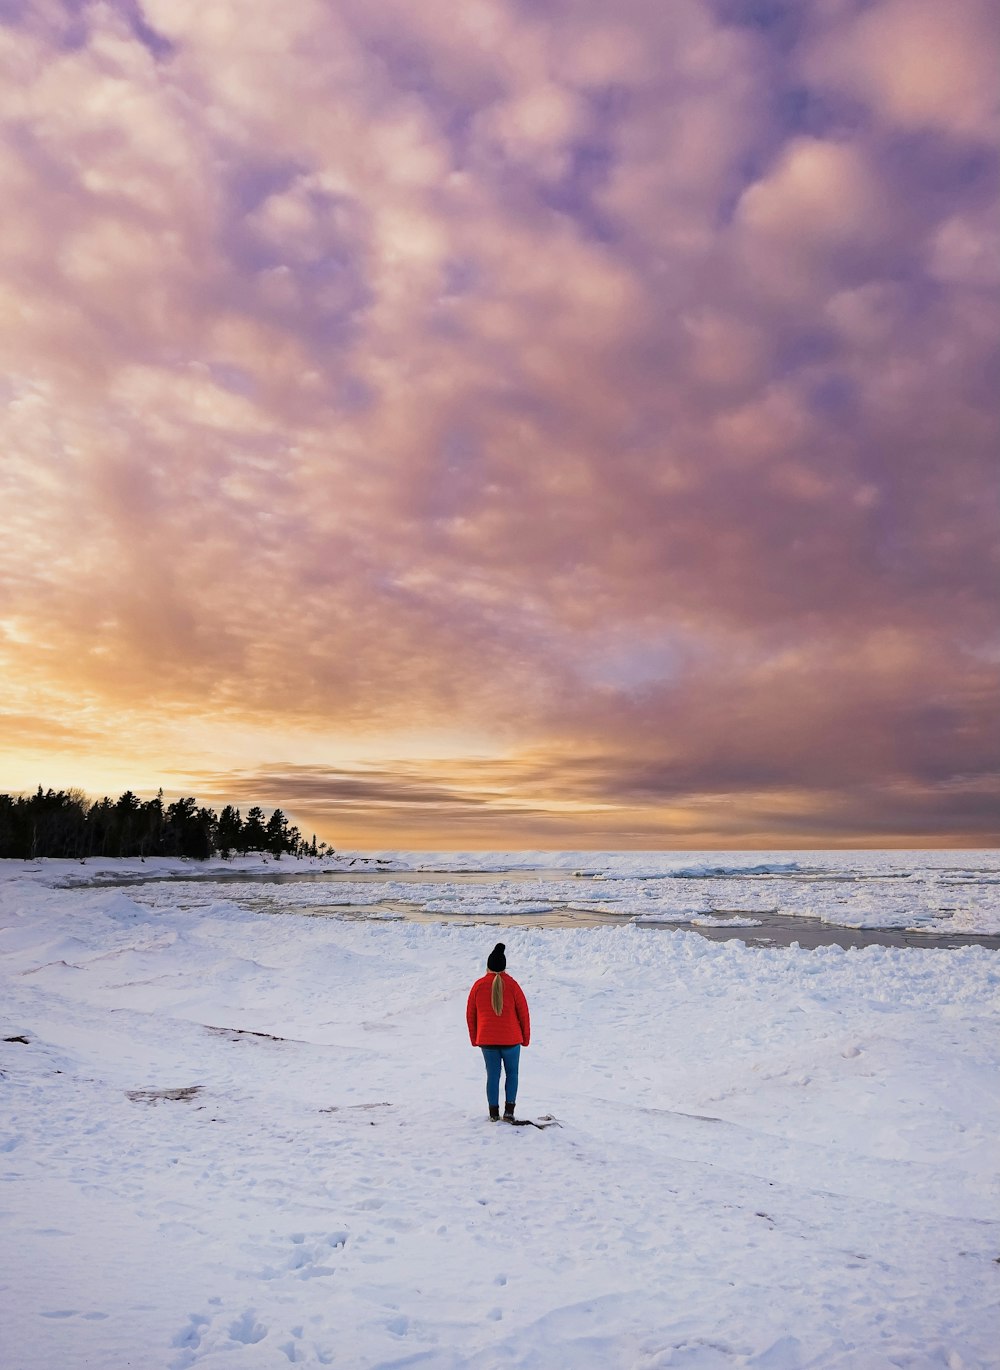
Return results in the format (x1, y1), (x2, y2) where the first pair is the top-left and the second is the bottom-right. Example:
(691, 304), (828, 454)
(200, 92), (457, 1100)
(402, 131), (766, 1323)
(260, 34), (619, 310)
(481, 1045), (520, 1108)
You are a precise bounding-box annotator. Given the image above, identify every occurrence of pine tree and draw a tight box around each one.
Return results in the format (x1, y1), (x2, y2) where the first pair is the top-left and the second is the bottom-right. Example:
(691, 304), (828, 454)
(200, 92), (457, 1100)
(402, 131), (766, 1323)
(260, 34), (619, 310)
(217, 806), (243, 858)
(242, 806), (267, 853)
(0, 786), (329, 862)
(265, 809), (292, 858)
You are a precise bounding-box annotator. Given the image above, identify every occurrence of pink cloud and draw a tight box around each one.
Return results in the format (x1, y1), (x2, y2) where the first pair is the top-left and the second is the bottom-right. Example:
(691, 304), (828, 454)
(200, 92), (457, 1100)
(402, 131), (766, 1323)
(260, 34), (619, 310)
(0, 0), (996, 844)
(801, 0), (1000, 139)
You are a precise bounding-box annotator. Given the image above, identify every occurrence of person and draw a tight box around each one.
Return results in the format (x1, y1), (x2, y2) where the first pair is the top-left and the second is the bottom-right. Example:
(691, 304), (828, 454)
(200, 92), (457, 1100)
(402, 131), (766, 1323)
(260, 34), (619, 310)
(466, 942), (530, 1122)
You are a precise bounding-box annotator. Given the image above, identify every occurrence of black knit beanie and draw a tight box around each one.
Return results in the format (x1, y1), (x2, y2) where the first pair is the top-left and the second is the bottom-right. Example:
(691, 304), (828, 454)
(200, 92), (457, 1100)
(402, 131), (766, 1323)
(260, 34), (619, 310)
(486, 942), (506, 972)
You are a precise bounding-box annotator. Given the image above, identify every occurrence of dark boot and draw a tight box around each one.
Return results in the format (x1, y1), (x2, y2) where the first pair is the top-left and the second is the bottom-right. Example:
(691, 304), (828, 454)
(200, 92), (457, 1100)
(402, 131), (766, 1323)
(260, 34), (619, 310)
(489, 1105), (500, 1121)
(504, 1101), (515, 1121)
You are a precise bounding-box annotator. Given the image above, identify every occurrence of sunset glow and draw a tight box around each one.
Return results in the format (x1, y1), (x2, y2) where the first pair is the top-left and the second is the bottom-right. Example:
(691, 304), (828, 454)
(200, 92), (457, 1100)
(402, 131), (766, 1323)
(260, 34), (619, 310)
(1, 1), (998, 847)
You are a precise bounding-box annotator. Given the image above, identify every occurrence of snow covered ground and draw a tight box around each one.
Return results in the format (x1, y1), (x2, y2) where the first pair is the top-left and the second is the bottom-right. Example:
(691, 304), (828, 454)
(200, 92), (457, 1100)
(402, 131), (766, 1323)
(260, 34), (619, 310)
(2, 855), (999, 1368)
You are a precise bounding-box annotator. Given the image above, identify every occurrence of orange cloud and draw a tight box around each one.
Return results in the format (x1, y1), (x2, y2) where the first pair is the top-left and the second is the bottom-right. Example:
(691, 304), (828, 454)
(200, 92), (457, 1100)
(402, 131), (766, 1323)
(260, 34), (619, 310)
(1, 0), (997, 846)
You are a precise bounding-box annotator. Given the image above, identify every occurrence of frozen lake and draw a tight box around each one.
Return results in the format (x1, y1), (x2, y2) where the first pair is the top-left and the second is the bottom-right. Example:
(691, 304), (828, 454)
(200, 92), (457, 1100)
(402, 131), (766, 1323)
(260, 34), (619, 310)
(67, 849), (1000, 949)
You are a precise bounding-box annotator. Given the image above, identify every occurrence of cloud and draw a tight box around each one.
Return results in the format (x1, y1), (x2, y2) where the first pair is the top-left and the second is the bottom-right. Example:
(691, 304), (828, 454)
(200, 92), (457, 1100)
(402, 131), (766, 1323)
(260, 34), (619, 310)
(197, 747), (999, 849)
(0, 713), (102, 753)
(0, 0), (996, 845)
(928, 207), (1000, 288)
(734, 136), (888, 283)
(800, 0), (1000, 139)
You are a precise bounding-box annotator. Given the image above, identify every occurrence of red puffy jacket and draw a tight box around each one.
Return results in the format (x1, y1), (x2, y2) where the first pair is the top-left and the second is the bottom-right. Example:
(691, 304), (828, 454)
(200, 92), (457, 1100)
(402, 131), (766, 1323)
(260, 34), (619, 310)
(466, 972), (530, 1047)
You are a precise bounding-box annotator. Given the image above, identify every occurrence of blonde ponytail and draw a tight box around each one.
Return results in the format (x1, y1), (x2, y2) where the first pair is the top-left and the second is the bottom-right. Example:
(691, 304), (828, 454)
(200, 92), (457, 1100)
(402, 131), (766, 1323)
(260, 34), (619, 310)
(491, 972), (504, 1016)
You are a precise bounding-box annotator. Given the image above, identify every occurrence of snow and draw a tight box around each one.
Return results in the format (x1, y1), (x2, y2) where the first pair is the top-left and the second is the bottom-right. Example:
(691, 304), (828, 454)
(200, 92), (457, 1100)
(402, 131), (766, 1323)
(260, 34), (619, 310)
(2, 854), (1000, 1369)
(690, 915), (764, 928)
(43, 847), (1000, 938)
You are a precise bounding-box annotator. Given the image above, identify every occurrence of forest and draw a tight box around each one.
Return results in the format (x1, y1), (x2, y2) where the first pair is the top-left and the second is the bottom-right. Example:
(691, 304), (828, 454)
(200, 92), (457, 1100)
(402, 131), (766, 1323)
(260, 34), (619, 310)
(0, 787), (329, 861)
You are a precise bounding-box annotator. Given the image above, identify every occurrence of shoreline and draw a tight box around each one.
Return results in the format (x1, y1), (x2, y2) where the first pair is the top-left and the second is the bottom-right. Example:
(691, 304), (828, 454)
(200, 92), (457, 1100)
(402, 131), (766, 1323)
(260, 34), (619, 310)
(17, 854), (1000, 951)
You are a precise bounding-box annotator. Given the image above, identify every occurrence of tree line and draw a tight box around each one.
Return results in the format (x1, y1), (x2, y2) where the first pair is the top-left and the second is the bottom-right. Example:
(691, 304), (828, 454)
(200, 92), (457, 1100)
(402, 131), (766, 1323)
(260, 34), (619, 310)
(0, 788), (332, 861)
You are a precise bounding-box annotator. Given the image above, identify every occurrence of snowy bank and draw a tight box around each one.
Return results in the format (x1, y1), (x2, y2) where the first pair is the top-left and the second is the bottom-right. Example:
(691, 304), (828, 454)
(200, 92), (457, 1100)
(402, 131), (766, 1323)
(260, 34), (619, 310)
(2, 863), (999, 1368)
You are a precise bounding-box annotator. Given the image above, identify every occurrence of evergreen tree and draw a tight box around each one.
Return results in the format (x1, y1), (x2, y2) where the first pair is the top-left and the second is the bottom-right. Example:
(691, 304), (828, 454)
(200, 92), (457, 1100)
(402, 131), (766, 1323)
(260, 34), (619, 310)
(114, 791), (141, 857)
(264, 809), (290, 858)
(163, 797), (214, 858)
(86, 796), (115, 857)
(216, 806), (243, 858)
(0, 786), (325, 861)
(0, 794), (16, 858)
(138, 791), (165, 858)
(242, 806), (267, 852)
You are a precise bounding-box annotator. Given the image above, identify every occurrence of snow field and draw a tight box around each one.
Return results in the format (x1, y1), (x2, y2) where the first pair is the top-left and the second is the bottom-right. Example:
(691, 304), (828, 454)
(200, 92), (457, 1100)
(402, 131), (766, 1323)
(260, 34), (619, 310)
(1, 867), (999, 1368)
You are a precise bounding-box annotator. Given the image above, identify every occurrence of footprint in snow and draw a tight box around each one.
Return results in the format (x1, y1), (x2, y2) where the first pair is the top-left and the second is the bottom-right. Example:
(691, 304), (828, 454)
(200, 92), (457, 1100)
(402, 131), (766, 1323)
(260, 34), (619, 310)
(288, 1249), (338, 1279)
(169, 1308), (273, 1363)
(169, 1312), (211, 1369)
(279, 1324), (335, 1365)
(171, 1313), (209, 1349)
(268, 1231), (347, 1281)
(229, 1309), (267, 1345)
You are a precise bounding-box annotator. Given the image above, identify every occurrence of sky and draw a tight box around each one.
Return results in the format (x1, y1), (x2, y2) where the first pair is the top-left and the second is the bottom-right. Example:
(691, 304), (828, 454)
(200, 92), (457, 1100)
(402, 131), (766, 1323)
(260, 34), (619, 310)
(1, 0), (998, 850)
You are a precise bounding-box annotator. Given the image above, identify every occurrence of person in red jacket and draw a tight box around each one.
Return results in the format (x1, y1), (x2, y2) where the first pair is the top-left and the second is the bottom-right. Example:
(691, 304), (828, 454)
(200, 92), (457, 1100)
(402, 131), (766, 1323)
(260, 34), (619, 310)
(466, 942), (530, 1122)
